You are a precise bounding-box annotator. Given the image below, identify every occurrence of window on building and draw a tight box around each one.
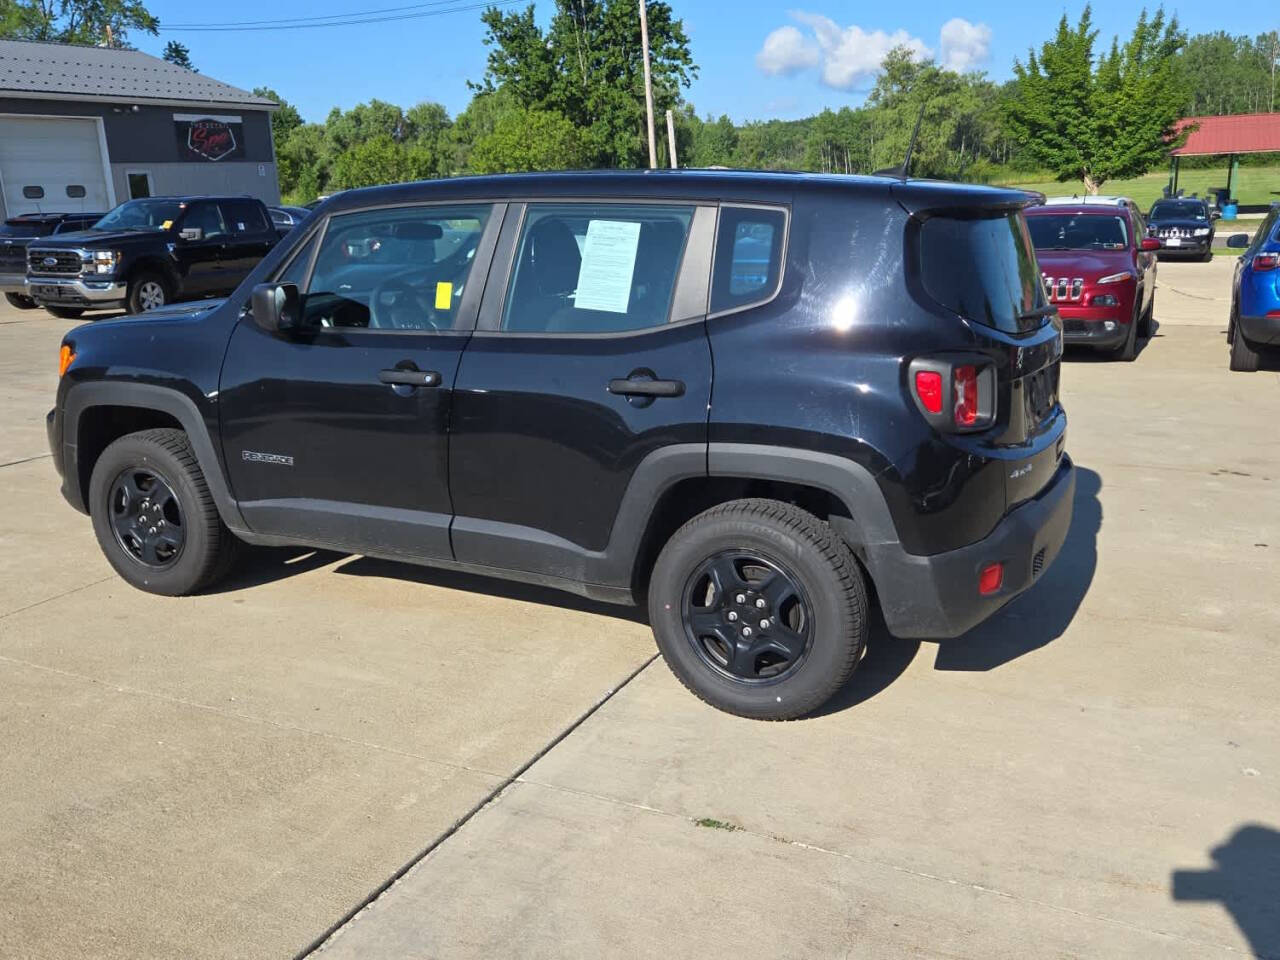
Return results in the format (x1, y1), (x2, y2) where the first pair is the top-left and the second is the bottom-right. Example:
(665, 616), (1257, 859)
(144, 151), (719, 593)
(22, 186), (44, 200)
(65, 185), (86, 199)
(127, 173), (152, 199)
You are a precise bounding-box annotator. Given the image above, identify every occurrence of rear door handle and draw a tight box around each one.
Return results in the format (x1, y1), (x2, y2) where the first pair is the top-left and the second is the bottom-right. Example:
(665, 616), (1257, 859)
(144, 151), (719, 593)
(379, 368), (441, 387)
(607, 377), (685, 397)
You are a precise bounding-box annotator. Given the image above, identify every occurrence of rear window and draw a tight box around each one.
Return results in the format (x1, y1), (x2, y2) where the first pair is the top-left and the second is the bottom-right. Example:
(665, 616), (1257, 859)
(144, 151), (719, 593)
(0, 220), (46, 238)
(916, 212), (1046, 334)
(1027, 214), (1128, 251)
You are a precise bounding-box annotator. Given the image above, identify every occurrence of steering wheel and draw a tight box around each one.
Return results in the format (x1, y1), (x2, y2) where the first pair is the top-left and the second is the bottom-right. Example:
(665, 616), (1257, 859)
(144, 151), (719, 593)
(368, 269), (446, 330)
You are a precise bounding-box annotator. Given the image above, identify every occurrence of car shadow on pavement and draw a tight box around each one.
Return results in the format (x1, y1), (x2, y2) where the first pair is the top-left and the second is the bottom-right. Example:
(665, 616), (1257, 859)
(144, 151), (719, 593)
(931, 465), (1101, 672)
(332, 555), (649, 623)
(1172, 824), (1280, 958)
(204, 545), (346, 593)
(1063, 324), (1158, 362)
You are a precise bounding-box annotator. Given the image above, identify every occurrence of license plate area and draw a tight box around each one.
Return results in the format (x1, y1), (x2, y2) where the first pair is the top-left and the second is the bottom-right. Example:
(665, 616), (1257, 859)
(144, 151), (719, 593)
(32, 285), (66, 298)
(1165, 237), (1182, 247)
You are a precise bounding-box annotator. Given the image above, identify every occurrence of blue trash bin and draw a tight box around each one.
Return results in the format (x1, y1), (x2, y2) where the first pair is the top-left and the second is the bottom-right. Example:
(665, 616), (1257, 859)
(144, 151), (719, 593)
(1222, 202), (1238, 220)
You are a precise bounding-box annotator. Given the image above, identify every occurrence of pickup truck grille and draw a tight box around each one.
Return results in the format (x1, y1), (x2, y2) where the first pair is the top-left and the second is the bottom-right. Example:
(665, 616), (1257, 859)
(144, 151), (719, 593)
(27, 248), (83, 276)
(1042, 276), (1083, 302)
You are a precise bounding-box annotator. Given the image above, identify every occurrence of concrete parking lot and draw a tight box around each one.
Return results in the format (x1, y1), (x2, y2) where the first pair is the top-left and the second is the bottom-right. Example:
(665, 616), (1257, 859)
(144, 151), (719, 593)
(1, 257), (1277, 959)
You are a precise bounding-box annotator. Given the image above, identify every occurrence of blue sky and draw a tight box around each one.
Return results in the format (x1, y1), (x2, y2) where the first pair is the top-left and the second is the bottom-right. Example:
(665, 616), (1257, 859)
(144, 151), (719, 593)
(136, 1), (1227, 125)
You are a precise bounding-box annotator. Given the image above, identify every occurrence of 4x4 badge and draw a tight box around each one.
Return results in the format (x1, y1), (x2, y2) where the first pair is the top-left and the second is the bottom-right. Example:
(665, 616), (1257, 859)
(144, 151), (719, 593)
(242, 450), (293, 466)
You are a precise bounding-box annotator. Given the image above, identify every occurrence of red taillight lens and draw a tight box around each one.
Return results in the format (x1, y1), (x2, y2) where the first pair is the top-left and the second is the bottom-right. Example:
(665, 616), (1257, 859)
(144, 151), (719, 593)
(1254, 253), (1279, 271)
(914, 370), (943, 414)
(978, 562), (1004, 596)
(953, 365), (978, 427)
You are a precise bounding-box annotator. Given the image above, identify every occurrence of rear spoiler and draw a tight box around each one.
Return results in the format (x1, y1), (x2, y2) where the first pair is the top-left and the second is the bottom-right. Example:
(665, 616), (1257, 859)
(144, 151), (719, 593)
(890, 181), (1047, 218)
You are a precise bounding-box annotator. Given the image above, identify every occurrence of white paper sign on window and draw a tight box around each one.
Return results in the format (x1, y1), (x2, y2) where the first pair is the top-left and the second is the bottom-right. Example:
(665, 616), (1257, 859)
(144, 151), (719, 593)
(574, 219), (641, 313)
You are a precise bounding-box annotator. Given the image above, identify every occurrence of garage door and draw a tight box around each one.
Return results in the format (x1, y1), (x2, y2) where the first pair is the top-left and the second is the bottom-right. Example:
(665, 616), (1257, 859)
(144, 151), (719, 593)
(0, 116), (113, 217)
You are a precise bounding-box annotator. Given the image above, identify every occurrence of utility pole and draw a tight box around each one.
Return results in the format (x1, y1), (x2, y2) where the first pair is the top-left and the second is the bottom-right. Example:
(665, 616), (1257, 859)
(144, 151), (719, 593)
(665, 109), (678, 168)
(639, 0), (657, 169)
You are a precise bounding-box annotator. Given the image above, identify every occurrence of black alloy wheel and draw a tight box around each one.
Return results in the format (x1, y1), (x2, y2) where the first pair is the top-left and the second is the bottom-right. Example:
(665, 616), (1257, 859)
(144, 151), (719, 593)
(683, 550), (814, 683)
(108, 467), (185, 567)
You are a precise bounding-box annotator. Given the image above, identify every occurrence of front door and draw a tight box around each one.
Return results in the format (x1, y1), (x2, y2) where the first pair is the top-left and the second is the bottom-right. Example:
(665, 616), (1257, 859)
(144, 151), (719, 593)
(449, 201), (715, 583)
(218, 201), (502, 559)
(171, 200), (228, 295)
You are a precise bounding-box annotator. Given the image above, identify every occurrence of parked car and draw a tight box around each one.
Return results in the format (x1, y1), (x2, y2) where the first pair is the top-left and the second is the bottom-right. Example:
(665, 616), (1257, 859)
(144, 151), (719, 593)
(1147, 196), (1217, 261)
(268, 205), (310, 238)
(1, 212), (103, 309)
(25, 195), (279, 319)
(1026, 196), (1159, 361)
(47, 171), (1073, 720)
(1225, 204), (1280, 372)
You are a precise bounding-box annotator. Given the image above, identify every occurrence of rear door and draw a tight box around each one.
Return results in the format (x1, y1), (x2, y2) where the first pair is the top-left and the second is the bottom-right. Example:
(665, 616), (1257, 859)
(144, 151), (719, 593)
(217, 199), (277, 290)
(449, 200), (715, 582)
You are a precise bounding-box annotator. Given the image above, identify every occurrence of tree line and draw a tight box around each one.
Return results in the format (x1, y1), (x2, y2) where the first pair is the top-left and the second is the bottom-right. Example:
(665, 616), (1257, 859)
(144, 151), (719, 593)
(2, 1), (1278, 199)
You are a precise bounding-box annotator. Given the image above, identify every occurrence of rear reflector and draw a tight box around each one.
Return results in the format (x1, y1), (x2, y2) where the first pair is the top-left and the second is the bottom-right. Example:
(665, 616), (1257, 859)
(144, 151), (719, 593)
(914, 370), (943, 414)
(954, 365), (978, 427)
(1254, 253), (1279, 271)
(978, 562), (1004, 596)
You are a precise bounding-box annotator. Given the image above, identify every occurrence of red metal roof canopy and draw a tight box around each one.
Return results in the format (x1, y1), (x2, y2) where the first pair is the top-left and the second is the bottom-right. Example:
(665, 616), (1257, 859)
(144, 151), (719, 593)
(1171, 113), (1280, 156)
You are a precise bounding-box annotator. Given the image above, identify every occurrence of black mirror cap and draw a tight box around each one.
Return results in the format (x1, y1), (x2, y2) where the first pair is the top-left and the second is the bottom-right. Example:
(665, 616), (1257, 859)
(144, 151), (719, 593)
(1226, 234), (1250, 249)
(251, 282), (300, 333)
(1211, 210), (1222, 220)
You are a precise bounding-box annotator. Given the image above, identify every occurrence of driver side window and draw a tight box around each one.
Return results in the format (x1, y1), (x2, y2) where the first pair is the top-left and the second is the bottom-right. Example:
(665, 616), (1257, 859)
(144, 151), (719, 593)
(302, 204), (492, 331)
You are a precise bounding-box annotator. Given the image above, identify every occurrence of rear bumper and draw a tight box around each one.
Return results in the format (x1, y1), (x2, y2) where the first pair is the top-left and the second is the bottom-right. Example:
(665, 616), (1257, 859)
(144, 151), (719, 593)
(853, 456), (1076, 639)
(26, 276), (127, 306)
(1238, 313), (1280, 347)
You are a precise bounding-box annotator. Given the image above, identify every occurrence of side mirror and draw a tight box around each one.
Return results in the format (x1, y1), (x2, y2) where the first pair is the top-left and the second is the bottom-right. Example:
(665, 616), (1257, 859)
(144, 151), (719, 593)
(1140, 237), (1160, 252)
(1226, 234), (1250, 249)
(178, 226), (203, 242)
(1211, 210), (1222, 221)
(251, 282), (300, 333)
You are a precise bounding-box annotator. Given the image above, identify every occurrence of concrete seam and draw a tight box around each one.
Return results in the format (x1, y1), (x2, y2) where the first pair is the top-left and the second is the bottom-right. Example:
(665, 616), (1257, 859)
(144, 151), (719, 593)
(0, 576), (113, 621)
(0, 453), (52, 469)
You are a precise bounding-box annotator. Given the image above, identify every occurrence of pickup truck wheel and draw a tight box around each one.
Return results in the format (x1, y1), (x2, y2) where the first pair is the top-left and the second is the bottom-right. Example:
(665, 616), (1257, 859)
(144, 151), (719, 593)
(4, 292), (37, 310)
(89, 428), (239, 595)
(127, 272), (169, 313)
(648, 499), (868, 720)
(45, 305), (84, 319)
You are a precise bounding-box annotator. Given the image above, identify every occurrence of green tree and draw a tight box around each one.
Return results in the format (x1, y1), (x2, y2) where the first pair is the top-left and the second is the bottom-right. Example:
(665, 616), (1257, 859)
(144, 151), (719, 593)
(469, 105), (587, 173)
(161, 39), (194, 71)
(476, 0), (696, 168)
(252, 87), (302, 144)
(329, 134), (416, 190)
(690, 113), (738, 167)
(1004, 6), (1189, 193)
(2, 0), (158, 46)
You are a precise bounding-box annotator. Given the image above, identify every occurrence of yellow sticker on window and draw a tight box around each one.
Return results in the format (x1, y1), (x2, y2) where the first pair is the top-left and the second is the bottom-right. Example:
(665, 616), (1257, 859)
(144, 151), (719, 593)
(161, 220), (173, 230)
(435, 282), (453, 310)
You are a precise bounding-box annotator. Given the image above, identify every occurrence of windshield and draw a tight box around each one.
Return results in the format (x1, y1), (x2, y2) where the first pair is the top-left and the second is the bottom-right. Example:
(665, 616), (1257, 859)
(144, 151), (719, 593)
(92, 199), (184, 232)
(1027, 214), (1129, 251)
(916, 211), (1047, 334)
(1149, 201), (1207, 221)
(0, 221), (46, 238)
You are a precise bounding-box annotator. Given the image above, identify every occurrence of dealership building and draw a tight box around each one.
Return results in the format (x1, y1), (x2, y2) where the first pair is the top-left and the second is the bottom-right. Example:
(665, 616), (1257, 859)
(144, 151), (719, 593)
(0, 38), (279, 220)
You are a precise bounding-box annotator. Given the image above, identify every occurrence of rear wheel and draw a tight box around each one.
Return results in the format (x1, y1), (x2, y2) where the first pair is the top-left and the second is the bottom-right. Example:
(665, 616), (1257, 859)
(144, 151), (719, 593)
(1229, 308), (1261, 372)
(89, 428), (239, 595)
(648, 499), (868, 720)
(45, 305), (84, 320)
(4, 292), (36, 310)
(127, 272), (169, 313)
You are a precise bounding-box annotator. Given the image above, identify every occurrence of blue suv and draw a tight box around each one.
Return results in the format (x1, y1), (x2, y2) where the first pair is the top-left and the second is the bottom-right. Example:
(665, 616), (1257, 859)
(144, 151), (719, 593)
(1227, 204), (1280, 371)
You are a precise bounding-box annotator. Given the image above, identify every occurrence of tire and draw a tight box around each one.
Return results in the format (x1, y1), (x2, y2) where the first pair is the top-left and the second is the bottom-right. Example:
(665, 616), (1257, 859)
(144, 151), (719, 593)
(1113, 307), (1138, 362)
(648, 498), (868, 720)
(4, 292), (37, 310)
(89, 428), (239, 595)
(45, 305), (84, 320)
(127, 271), (170, 313)
(1138, 291), (1154, 339)
(1229, 310), (1261, 372)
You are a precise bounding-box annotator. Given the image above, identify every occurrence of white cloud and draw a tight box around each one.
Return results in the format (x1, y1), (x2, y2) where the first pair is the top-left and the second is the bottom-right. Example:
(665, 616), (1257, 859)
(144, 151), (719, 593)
(754, 13), (993, 89)
(755, 25), (820, 76)
(939, 18), (992, 73)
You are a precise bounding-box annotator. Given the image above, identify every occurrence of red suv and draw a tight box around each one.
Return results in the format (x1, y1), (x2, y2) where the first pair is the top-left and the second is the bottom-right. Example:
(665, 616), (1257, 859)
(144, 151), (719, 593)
(1025, 197), (1160, 361)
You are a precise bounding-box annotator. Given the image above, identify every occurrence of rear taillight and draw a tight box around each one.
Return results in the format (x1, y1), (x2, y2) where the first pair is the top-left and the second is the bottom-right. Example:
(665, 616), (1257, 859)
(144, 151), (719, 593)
(1254, 253), (1279, 271)
(908, 356), (997, 433)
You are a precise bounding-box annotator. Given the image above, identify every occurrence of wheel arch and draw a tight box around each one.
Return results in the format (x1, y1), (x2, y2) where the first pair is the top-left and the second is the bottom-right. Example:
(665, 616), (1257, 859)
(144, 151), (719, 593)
(123, 256), (179, 293)
(63, 381), (245, 531)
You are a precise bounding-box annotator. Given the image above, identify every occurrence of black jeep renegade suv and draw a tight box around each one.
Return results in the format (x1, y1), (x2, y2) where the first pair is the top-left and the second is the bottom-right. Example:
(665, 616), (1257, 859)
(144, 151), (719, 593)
(48, 171), (1074, 720)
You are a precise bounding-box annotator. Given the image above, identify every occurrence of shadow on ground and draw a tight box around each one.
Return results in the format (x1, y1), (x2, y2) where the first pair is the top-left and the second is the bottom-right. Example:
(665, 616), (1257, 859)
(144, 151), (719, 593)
(1062, 323), (1159, 362)
(1172, 824), (1280, 959)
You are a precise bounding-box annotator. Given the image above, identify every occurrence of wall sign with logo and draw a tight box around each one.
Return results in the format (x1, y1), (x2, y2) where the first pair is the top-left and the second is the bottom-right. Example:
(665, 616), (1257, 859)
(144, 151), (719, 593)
(174, 113), (245, 162)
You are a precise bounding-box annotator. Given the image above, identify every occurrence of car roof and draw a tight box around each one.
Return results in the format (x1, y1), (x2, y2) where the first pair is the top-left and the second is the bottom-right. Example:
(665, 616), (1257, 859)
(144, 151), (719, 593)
(1042, 195), (1133, 208)
(5, 212), (100, 222)
(1025, 203), (1127, 216)
(318, 169), (1035, 217)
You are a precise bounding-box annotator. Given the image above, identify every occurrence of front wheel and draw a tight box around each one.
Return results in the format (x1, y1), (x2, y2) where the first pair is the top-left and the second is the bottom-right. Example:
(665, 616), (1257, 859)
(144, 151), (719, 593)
(1138, 292), (1155, 339)
(4, 292), (37, 310)
(648, 499), (868, 720)
(127, 272), (170, 313)
(89, 428), (239, 595)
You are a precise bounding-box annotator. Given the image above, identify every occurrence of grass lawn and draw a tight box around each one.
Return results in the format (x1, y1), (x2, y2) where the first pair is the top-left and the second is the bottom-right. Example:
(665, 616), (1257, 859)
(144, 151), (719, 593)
(996, 165), (1280, 211)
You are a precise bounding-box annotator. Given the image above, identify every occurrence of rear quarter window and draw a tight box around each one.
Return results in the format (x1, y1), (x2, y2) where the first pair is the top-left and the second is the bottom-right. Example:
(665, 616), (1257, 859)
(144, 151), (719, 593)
(915, 211), (1046, 334)
(711, 206), (787, 314)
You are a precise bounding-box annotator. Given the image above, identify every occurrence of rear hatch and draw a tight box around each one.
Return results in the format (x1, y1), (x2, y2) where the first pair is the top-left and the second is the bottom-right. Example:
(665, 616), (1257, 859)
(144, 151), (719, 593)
(896, 186), (1067, 510)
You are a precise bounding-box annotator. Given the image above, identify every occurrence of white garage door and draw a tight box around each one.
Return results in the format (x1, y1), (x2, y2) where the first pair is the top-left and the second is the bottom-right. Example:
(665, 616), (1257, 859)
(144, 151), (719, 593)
(0, 116), (113, 217)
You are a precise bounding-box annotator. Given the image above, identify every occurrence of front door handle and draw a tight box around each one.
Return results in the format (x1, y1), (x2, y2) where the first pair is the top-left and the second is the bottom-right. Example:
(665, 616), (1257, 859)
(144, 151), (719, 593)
(379, 368), (441, 387)
(607, 377), (685, 398)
